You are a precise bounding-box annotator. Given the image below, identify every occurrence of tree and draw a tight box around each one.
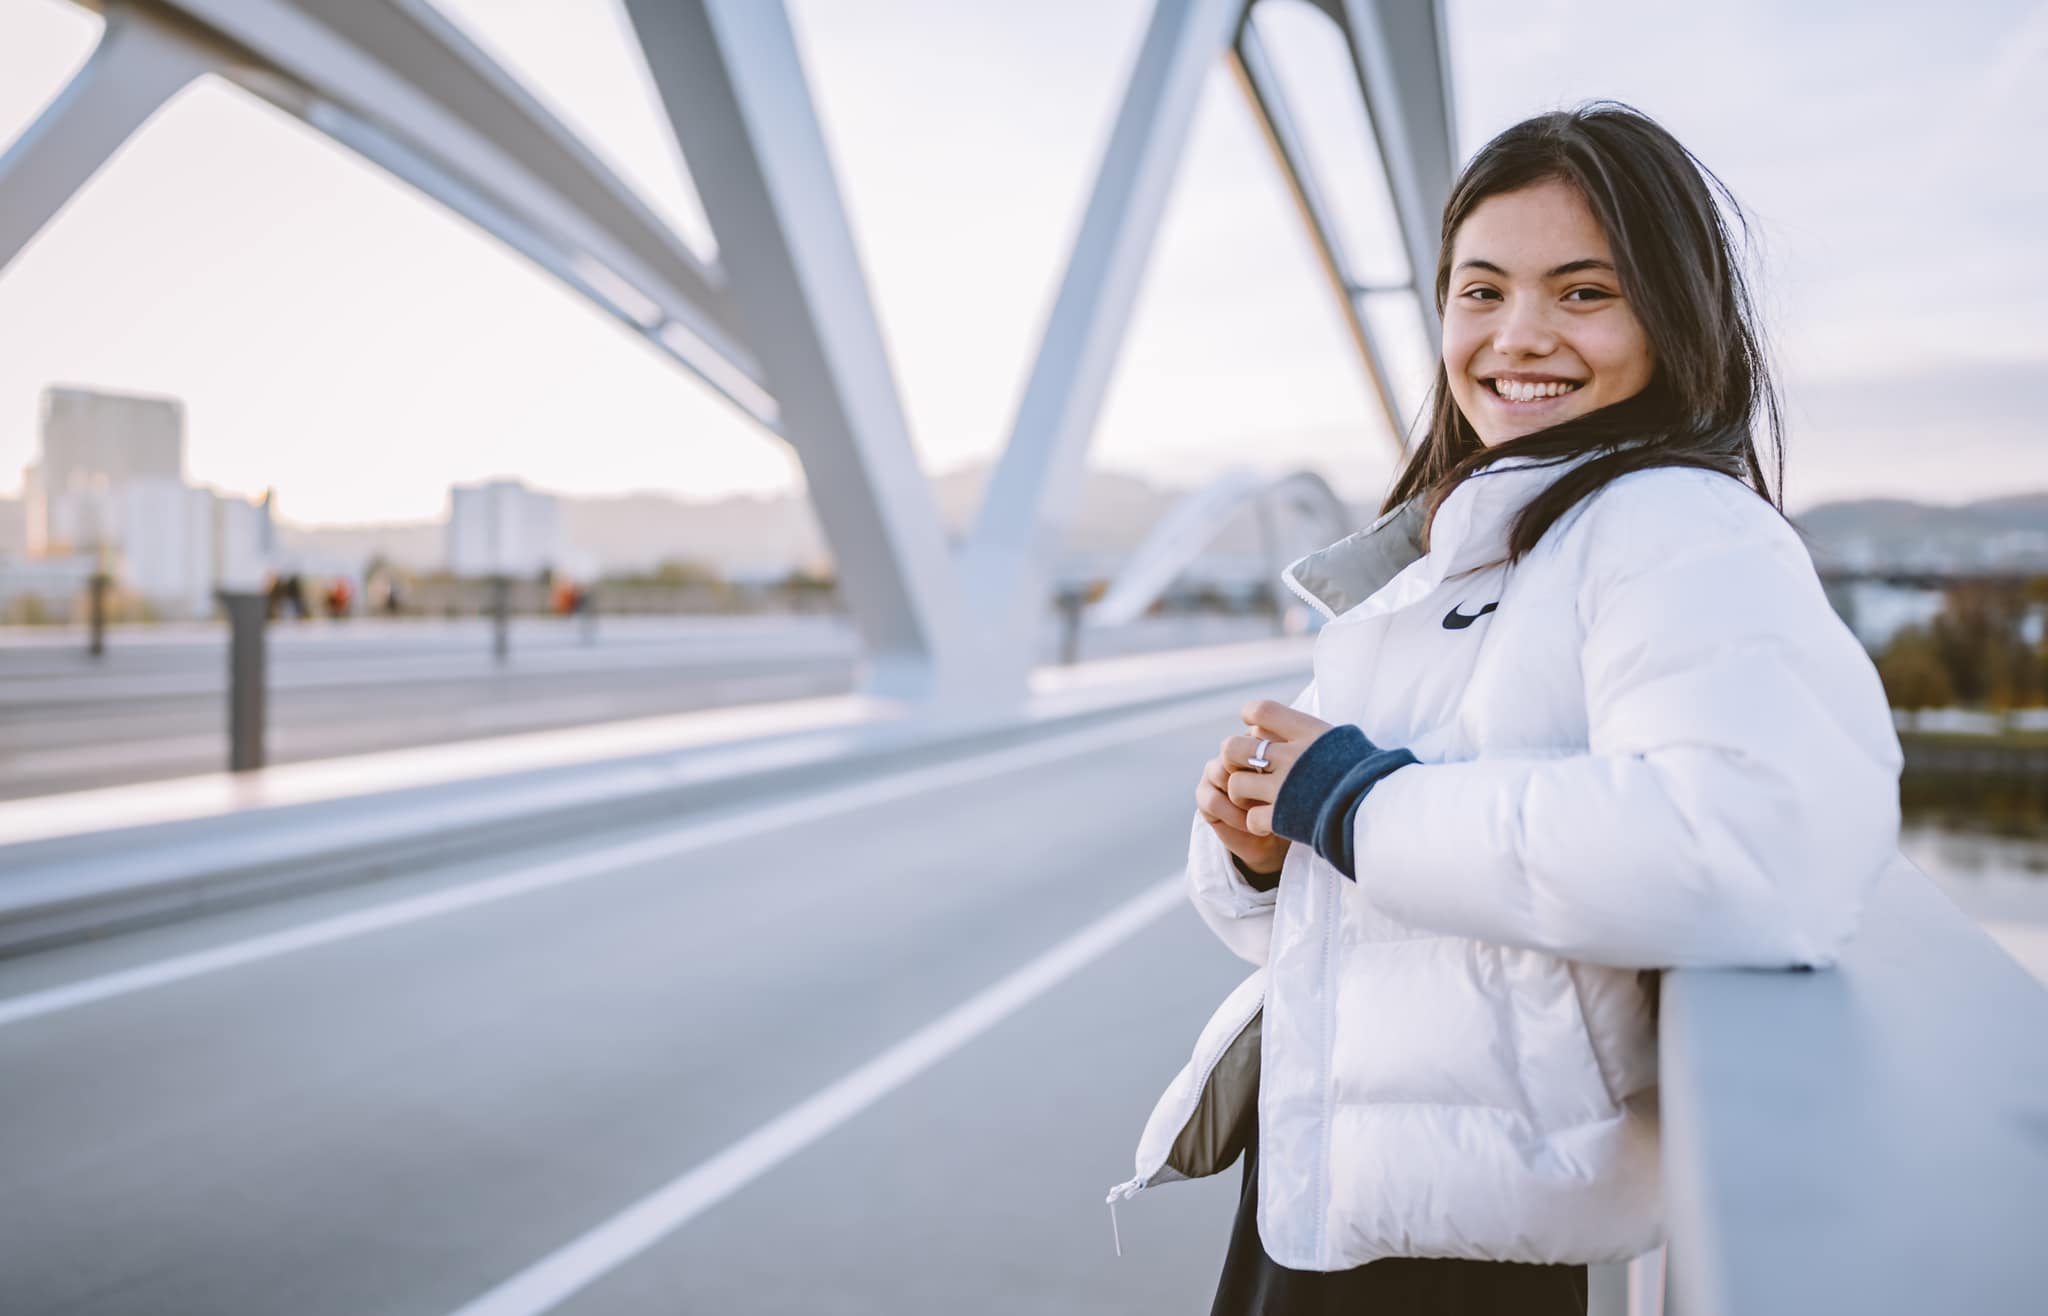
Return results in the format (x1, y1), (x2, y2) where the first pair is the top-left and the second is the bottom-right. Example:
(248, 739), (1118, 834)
(1876, 626), (1955, 711)
(1928, 581), (2046, 709)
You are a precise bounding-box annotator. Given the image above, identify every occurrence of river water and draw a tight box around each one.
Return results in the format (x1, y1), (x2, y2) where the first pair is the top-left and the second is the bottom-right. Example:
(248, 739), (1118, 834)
(1901, 825), (2048, 984)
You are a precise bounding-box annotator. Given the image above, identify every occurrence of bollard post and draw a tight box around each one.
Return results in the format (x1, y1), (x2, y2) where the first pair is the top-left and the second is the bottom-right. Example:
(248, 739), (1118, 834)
(88, 572), (110, 657)
(580, 586), (598, 646)
(218, 590), (268, 772)
(491, 574), (511, 663)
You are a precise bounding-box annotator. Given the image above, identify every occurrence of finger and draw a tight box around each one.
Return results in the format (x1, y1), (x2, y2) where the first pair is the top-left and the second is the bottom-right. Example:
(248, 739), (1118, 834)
(1198, 771), (1250, 824)
(1197, 780), (1250, 831)
(1239, 698), (1331, 744)
(1206, 817), (1257, 849)
(1245, 804), (1275, 837)
(1226, 770), (1278, 809)
(1222, 733), (1296, 772)
(1203, 756), (1232, 793)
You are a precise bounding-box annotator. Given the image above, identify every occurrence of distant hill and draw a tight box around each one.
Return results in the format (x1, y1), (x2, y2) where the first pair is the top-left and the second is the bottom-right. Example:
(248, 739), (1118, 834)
(269, 473), (2048, 581)
(559, 490), (826, 578)
(273, 464), (1370, 581)
(1796, 495), (2048, 572)
(272, 520), (441, 572)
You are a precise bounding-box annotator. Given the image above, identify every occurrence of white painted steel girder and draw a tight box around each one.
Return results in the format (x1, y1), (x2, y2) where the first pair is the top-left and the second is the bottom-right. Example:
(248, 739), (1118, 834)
(1090, 468), (1352, 628)
(7, 0), (1456, 707)
(623, 0), (977, 700)
(957, 0), (1252, 698)
(0, 6), (227, 278)
(3, 0), (770, 421)
(958, 0), (1456, 692)
(1230, 18), (1411, 450)
(1318, 0), (1456, 342)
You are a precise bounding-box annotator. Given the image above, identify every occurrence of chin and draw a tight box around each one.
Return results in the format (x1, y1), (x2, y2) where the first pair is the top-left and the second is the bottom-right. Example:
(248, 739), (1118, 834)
(1470, 399), (1597, 448)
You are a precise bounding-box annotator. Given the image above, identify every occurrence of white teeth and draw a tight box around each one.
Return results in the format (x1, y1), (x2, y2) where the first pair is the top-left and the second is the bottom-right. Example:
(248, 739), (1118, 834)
(1490, 379), (1579, 402)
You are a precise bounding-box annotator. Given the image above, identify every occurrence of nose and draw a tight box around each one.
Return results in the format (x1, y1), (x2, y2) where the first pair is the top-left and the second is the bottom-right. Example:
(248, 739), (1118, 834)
(1492, 294), (1557, 359)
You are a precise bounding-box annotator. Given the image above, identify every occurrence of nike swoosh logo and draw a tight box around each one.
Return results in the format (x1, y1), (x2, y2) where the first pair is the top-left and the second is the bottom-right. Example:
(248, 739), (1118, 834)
(1442, 601), (1499, 630)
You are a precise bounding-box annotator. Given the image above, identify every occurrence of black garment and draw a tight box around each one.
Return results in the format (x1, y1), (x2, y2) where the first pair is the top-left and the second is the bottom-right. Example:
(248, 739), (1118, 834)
(1210, 1111), (1588, 1316)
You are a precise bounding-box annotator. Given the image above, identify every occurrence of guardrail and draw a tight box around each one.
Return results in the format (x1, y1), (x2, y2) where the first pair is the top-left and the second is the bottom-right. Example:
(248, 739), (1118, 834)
(1658, 853), (2048, 1314)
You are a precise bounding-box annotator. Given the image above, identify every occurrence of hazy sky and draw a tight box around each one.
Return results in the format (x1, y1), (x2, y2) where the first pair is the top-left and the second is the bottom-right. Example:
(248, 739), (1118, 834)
(0, 0), (2042, 523)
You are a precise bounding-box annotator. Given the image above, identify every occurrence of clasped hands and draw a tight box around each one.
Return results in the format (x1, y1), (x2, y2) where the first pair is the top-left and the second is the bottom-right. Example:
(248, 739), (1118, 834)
(1195, 698), (1334, 875)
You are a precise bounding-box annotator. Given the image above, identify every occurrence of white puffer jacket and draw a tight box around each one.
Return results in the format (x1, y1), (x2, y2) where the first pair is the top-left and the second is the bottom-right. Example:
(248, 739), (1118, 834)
(1112, 456), (1903, 1270)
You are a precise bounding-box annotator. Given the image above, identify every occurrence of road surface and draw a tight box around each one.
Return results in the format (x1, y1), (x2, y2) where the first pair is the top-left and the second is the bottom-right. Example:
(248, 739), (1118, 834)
(0, 695), (1281, 1314)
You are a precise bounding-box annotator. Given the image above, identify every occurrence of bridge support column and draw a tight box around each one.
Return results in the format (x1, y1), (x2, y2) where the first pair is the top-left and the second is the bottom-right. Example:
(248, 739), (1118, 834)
(958, 0), (1251, 702)
(625, 0), (979, 705)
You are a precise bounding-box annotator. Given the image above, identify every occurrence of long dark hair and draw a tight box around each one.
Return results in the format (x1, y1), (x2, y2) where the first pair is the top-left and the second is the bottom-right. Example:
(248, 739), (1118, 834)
(1384, 102), (1784, 562)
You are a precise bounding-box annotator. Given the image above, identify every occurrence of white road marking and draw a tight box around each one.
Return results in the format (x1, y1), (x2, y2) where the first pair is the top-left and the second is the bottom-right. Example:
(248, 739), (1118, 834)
(445, 873), (1185, 1316)
(0, 691), (1247, 1028)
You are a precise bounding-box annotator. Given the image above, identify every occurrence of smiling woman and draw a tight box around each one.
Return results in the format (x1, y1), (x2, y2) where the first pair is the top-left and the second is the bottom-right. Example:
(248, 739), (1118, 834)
(1153, 102), (1904, 1315)
(1441, 179), (1655, 444)
(1389, 100), (1784, 564)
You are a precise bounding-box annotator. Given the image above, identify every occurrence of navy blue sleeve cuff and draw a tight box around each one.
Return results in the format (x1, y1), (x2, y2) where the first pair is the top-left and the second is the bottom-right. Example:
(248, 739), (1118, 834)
(1269, 725), (1418, 880)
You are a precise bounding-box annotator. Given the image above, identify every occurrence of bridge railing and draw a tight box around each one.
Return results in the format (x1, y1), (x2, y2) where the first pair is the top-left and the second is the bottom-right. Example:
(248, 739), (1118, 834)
(1656, 853), (2048, 1315)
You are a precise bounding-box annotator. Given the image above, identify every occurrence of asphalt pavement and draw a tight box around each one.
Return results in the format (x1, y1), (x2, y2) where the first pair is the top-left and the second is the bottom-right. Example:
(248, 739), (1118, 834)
(0, 694), (1283, 1315)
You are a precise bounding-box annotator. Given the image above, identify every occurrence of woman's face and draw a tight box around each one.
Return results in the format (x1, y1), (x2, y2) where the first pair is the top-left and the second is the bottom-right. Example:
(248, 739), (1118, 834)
(1440, 178), (1655, 446)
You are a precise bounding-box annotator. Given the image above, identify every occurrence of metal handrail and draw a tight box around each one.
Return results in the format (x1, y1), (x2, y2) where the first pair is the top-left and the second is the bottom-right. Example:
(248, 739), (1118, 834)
(1657, 853), (2048, 1314)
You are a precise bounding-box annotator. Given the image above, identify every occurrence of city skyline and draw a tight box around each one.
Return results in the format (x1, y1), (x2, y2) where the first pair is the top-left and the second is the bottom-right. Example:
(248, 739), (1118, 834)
(0, 0), (2043, 525)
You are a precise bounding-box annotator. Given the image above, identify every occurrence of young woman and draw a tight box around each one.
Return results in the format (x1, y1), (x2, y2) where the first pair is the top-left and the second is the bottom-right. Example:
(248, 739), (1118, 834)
(1112, 103), (1903, 1313)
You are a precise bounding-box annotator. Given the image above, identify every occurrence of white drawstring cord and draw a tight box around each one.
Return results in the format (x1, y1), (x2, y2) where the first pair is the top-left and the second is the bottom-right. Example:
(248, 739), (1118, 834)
(1108, 1198), (1122, 1257)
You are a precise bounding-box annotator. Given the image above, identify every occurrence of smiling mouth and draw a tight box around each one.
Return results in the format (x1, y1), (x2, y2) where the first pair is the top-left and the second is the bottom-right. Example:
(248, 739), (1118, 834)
(1484, 378), (1583, 404)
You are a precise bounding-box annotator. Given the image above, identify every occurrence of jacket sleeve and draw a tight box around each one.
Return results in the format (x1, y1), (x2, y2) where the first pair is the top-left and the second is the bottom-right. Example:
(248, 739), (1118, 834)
(1350, 482), (1903, 970)
(1187, 677), (1318, 966)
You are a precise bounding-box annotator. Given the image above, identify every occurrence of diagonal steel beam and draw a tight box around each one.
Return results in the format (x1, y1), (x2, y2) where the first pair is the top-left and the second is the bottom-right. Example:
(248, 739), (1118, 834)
(0, 5), (227, 276)
(44, 0), (772, 422)
(624, 0), (976, 700)
(1317, 0), (1457, 347)
(1229, 18), (1408, 453)
(1091, 468), (1352, 627)
(957, 0), (1251, 695)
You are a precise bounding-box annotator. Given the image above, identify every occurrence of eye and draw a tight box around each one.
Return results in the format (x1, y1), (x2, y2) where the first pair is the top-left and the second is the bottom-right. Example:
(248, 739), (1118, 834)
(1459, 286), (1502, 303)
(1563, 287), (1615, 302)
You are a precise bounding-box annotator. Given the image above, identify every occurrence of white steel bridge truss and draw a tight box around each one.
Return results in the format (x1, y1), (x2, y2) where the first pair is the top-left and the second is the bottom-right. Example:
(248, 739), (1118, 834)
(0, 0), (1456, 705)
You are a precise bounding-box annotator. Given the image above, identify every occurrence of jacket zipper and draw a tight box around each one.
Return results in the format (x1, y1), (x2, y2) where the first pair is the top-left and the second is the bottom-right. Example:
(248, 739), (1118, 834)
(1312, 859), (1340, 1267)
(1281, 567), (1334, 621)
(1102, 987), (1266, 1256)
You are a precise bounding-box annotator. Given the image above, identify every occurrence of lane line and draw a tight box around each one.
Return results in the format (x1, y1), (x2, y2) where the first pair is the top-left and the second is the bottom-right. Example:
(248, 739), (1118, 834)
(445, 873), (1185, 1316)
(0, 688), (1257, 1028)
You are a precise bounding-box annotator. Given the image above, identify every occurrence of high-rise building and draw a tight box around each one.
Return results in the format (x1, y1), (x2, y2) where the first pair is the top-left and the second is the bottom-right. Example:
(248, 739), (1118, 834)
(0, 496), (24, 556)
(120, 479), (217, 618)
(25, 386), (184, 556)
(7, 385), (271, 620)
(446, 479), (562, 577)
(215, 492), (275, 592)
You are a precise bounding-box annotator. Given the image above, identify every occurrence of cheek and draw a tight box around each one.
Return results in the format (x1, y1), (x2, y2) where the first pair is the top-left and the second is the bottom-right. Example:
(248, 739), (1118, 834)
(1586, 318), (1656, 391)
(1441, 324), (1482, 390)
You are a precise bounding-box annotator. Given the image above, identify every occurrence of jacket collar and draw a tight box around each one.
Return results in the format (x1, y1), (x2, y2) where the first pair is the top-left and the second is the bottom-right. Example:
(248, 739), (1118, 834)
(1281, 453), (1598, 620)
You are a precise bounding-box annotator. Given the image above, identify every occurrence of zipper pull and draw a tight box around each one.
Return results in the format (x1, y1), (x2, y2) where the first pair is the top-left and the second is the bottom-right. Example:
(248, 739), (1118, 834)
(1103, 1176), (1147, 1257)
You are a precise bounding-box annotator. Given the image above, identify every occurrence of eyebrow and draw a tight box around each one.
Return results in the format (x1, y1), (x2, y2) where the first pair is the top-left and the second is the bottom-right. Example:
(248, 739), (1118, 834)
(1453, 258), (1616, 278)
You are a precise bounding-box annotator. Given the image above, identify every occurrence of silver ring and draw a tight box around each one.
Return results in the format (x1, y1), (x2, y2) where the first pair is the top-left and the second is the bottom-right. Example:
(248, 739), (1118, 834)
(1246, 738), (1272, 772)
